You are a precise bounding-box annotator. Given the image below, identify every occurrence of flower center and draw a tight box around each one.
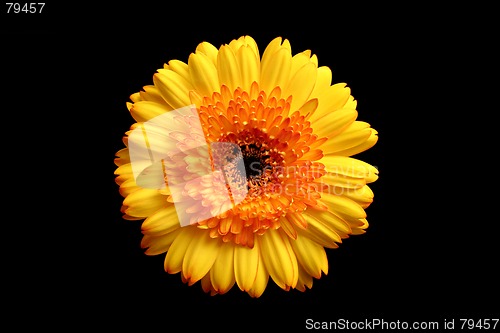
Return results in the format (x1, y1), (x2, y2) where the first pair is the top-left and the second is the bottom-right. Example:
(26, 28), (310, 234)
(241, 143), (270, 179)
(213, 130), (286, 199)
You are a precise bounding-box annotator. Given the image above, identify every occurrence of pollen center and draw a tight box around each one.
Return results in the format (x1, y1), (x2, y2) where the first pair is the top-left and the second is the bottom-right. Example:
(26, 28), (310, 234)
(241, 143), (269, 179)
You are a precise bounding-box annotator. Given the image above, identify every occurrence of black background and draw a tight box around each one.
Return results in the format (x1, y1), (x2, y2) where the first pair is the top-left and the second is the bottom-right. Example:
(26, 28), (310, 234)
(2, 3), (498, 331)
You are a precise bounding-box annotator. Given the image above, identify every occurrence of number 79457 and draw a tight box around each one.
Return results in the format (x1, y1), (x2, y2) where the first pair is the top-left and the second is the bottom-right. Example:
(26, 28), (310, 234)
(6, 3), (45, 13)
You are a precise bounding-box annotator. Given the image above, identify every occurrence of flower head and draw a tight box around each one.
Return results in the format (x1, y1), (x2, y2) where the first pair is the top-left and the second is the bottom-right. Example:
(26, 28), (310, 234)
(114, 36), (378, 297)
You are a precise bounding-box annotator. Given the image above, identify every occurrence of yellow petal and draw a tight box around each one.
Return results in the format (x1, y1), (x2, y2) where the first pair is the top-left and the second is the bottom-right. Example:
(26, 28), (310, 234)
(286, 212), (307, 230)
(210, 242), (235, 294)
(228, 38), (244, 52)
(123, 188), (166, 218)
(195, 41), (219, 66)
(319, 172), (366, 189)
(201, 272), (215, 295)
(299, 214), (341, 247)
(115, 163), (134, 185)
(240, 35), (260, 63)
(308, 83), (351, 123)
(115, 148), (130, 166)
(295, 264), (314, 292)
(258, 228), (298, 290)
(234, 242), (259, 292)
(166, 59), (190, 83)
(333, 210), (366, 229)
(305, 208), (352, 236)
(130, 100), (172, 123)
(313, 108), (358, 138)
(333, 128), (379, 157)
(182, 228), (221, 285)
(127, 121), (179, 161)
(141, 228), (181, 255)
(247, 248), (269, 298)
(122, 214), (143, 221)
(153, 69), (194, 109)
(141, 205), (180, 236)
(290, 51), (313, 76)
(115, 165), (134, 186)
(321, 121), (372, 155)
(319, 155), (379, 183)
(261, 36), (285, 63)
(126, 101), (134, 111)
(338, 185), (374, 208)
(344, 95), (357, 109)
(236, 45), (260, 92)
(118, 177), (139, 196)
(114, 162), (133, 176)
(139, 85), (166, 105)
(132, 160), (169, 191)
(310, 55), (319, 67)
(188, 52), (220, 97)
(320, 192), (367, 219)
(189, 90), (203, 109)
(130, 92), (141, 103)
(164, 226), (197, 274)
(310, 66), (332, 98)
(260, 47), (292, 93)
(289, 235), (328, 279)
(298, 98), (318, 118)
(351, 218), (369, 235)
(217, 45), (242, 93)
(283, 62), (317, 111)
(278, 216), (298, 240)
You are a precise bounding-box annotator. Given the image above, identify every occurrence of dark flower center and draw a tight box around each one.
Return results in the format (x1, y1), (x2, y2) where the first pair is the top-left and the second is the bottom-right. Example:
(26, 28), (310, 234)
(240, 143), (270, 179)
(211, 130), (286, 198)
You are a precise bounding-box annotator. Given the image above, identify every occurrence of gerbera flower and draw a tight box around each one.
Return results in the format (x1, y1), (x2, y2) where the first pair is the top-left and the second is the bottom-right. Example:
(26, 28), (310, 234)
(114, 35), (378, 297)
